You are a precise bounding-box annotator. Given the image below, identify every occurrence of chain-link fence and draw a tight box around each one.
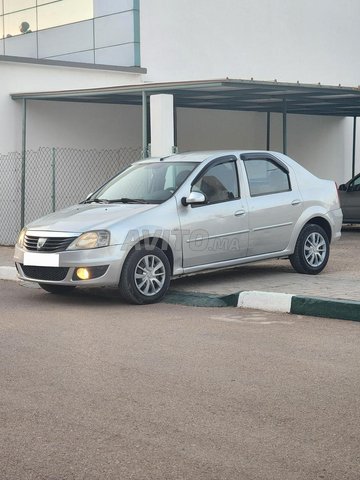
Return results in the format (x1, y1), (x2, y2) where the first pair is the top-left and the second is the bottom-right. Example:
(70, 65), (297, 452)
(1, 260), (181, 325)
(0, 146), (142, 245)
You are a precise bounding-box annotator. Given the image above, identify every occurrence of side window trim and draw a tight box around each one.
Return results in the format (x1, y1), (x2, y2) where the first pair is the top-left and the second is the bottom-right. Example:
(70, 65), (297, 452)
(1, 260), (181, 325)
(190, 155), (241, 207)
(191, 155), (238, 187)
(240, 152), (290, 173)
(243, 156), (292, 197)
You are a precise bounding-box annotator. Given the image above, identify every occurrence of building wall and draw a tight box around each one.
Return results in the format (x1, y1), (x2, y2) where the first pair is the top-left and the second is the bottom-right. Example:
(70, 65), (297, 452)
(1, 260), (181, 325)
(26, 101), (142, 150)
(0, 60), (143, 153)
(139, 0), (360, 182)
(176, 108), (355, 183)
(140, 0), (360, 86)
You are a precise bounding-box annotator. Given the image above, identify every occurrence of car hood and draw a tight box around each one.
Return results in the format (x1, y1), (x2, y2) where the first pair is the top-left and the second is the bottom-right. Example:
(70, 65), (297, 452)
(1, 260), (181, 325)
(27, 203), (156, 233)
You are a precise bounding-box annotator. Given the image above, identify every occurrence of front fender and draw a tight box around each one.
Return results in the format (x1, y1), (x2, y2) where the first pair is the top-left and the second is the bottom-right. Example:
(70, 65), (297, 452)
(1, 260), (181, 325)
(116, 224), (183, 276)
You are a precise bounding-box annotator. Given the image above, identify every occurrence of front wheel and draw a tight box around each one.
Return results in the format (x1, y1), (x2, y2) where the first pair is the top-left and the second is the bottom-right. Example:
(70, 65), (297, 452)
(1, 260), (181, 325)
(39, 283), (76, 294)
(289, 224), (329, 274)
(119, 246), (171, 304)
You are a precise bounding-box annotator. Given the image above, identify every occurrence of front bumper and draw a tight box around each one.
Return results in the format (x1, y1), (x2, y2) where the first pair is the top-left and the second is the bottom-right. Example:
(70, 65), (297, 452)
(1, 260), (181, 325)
(14, 244), (128, 287)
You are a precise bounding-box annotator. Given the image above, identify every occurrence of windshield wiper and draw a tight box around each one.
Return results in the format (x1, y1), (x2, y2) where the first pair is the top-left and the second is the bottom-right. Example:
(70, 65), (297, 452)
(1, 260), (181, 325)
(107, 198), (149, 204)
(84, 198), (110, 204)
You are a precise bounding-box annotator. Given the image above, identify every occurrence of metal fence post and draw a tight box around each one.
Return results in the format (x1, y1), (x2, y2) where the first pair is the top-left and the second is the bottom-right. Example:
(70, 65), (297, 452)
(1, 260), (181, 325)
(51, 147), (56, 212)
(20, 99), (27, 228)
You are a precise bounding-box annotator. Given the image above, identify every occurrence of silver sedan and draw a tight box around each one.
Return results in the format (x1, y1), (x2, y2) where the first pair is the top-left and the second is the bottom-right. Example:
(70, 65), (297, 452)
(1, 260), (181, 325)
(14, 150), (342, 304)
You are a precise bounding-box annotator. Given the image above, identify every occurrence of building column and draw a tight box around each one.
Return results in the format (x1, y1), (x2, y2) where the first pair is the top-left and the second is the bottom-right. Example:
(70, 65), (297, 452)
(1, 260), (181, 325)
(150, 94), (175, 157)
(142, 91), (148, 158)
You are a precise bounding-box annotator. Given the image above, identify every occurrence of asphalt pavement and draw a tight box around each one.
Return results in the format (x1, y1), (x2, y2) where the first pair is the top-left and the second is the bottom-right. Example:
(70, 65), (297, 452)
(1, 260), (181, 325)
(1, 280), (360, 480)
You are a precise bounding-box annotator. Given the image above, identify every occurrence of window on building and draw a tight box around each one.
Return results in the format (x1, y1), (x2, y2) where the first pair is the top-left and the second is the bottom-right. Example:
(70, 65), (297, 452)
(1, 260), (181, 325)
(1, 0), (93, 37)
(37, 0), (93, 31)
(3, 0), (36, 14)
(37, 0), (63, 5)
(4, 8), (36, 37)
(0, 0), (138, 67)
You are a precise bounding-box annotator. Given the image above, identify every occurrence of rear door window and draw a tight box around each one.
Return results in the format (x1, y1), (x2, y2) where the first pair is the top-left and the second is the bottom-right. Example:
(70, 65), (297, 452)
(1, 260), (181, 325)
(244, 158), (291, 196)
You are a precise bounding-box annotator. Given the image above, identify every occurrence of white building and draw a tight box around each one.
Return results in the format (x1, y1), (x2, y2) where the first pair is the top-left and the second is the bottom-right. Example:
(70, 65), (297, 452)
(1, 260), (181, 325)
(1, 0), (360, 243)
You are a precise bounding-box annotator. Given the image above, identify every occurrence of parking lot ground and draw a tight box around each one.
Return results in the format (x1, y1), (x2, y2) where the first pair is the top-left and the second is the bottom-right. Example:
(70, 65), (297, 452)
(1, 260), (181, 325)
(0, 245), (13, 266)
(1, 279), (360, 480)
(1, 228), (360, 303)
(171, 227), (360, 301)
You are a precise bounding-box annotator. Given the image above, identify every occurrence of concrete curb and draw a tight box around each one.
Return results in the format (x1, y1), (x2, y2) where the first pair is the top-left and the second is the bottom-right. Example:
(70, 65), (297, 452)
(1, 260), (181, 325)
(165, 290), (360, 322)
(1, 268), (359, 321)
(0, 266), (18, 282)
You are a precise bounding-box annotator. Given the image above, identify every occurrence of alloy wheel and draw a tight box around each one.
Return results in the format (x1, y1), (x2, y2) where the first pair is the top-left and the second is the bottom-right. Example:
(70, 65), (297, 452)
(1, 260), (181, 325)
(304, 232), (326, 267)
(134, 254), (166, 296)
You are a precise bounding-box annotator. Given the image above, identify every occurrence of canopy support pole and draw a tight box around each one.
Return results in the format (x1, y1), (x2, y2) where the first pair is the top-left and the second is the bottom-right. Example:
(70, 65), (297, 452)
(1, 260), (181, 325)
(266, 112), (271, 150)
(282, 99), (287, 155)
(352, 116), (357, 178)
(173, 96), (178, 151)
(20, 98), (27, 228)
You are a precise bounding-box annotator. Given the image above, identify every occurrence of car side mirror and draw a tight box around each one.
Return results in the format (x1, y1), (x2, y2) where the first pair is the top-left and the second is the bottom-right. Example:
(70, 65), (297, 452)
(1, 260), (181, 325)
(338, 184), (347, 191)
(181, 191), (206, 206)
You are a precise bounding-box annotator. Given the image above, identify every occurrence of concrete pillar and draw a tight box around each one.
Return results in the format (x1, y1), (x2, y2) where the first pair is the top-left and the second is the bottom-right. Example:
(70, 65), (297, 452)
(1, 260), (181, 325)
(150, 94), (175, 157)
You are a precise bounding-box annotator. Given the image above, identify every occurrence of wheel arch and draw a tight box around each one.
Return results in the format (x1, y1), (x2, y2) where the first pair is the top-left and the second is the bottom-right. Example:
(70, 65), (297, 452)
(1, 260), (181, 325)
(127, 237), (175, 274)
(304, 216), (332, 242)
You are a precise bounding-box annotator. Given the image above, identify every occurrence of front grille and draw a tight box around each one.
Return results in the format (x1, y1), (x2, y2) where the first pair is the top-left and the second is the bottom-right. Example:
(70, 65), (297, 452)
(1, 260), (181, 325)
(21, 264), (69, 281)
(24, 235), (77, 252)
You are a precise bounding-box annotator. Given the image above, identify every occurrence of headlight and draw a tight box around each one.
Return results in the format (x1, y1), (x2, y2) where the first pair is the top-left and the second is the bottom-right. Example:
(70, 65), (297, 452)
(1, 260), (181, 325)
(68, 230), (110, 250)
(17, 228), (27, 247)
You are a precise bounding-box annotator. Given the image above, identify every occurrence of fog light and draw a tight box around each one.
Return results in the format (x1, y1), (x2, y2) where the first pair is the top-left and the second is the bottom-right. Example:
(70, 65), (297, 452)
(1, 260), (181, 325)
(72, 265), (109, 281)
(76, 267), (91, 280)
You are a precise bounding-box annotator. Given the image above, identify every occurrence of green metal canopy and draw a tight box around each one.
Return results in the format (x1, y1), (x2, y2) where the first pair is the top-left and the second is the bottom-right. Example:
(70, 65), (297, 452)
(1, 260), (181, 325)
(12, 78), (360, 228)
(11, 78), (360, 116)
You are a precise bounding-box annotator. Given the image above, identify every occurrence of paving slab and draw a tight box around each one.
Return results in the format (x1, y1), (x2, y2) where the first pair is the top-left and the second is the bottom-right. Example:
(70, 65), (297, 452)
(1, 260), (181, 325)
(171, 227), (360, 302)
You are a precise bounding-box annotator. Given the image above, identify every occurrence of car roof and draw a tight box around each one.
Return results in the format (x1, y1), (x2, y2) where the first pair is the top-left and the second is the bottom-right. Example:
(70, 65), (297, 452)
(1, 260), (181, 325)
(137, 150), (279, 164)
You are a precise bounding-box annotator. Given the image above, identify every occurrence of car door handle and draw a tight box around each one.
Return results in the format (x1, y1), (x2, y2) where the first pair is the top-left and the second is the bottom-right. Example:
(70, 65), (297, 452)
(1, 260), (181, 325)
(291, 199), (302, 206)
(234, 209), (246, 216)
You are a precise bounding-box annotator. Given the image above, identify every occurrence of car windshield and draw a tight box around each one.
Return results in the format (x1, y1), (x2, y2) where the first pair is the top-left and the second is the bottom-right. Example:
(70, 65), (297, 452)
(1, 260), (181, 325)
(87, 161), (198, 204)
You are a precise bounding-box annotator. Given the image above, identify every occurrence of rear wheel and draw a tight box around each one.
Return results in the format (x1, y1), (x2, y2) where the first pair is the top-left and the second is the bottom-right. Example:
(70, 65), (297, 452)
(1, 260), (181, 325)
(290, 224), (329, 274)
(39, 283), (76, 294)
(119, 246), (171, 304)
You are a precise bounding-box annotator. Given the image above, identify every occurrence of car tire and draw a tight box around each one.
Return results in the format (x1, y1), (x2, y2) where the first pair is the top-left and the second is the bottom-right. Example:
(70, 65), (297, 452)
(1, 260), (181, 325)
(38, 283), (76, 294)
(289, 224), (329, 275)
(119, 246), (171, 305)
